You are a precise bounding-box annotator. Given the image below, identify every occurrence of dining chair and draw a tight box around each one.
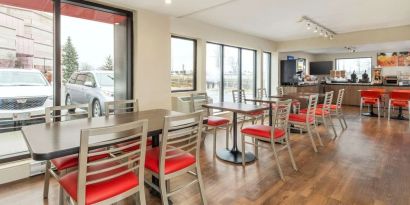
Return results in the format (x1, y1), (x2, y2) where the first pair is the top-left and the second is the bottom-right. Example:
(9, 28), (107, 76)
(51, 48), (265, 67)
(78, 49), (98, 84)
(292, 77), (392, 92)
(43, 104), (109, 199)
(387, 91), (410, 120)
(318, 89), (347, 129)
(144, 111), (207, 205)
(360, 90), (383, 118)
(301, 91), (337, 139)
(57, 120), (148, 205)
(257, 88), (268, 98)
(105, 99), (153, 151)
(240, 99), (297, 180)
(190, 93), (230, 157)
(104, 99), (139, 116)
(289, 94), (323, 152)
(277, 86), (301, 113)
(232, 89), (265, 127)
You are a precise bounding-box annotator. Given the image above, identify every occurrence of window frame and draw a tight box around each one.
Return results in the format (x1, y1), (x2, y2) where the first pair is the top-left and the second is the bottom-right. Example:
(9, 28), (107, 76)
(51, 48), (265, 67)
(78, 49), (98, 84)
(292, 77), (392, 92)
(206, 42), (257, 102)
(263, 51), (272, 96)
(335, 57), (372, 79)
(170, 35), (197, 93)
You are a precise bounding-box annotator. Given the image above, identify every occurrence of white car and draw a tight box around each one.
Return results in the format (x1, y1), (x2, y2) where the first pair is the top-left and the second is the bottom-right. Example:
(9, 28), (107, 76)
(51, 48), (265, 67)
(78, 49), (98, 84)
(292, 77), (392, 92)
(0, 69), (53, 119)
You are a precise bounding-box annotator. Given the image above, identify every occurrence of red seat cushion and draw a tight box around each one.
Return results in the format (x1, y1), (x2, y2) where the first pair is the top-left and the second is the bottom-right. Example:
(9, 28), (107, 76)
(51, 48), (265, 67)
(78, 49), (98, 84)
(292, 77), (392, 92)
(241, 125), (285, 139)
(51, 149), (109, 170)
(362, 97), (378, 104)
(292, 101), (300, 106)
(317, 104), (339, 110)
(207, 116), (229, 126)
(248, 110), (264, 116)
(391, 100), (409, 107)
(59, 162), (139, 205)
(114, 138), (153, 153)
(289, 113), (314, 123)
(300, 108), (330, 116)
(145, 147), (196, 174)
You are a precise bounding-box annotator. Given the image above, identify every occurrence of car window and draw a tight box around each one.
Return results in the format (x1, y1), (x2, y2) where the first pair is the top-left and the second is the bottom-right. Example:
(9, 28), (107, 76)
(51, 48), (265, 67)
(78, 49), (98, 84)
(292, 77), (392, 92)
(0, 70), (48, 86)
(75, 74), (86, 85)
(85, 74), (96, 86)
(69, 74), (77, 84)
(95, 73), (114, 87)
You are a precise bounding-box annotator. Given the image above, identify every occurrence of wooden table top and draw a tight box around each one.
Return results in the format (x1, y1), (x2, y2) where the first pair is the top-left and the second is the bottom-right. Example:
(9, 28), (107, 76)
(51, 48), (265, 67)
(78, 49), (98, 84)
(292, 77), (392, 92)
(245, 97), (281, 103)
(22, 109), (179, 161)
(202, 102), (267, 113)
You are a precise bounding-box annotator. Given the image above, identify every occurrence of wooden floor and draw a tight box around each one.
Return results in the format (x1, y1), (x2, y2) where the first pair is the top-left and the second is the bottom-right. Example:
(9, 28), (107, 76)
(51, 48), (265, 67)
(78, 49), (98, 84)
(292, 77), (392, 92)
(1, 106), (409, 205)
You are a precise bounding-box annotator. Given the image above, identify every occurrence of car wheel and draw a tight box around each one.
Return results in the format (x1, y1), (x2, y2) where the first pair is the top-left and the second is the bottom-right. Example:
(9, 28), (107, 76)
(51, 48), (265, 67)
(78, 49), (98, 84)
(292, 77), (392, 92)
(65, 95), (75, 113)
(92, 99), (102, 117)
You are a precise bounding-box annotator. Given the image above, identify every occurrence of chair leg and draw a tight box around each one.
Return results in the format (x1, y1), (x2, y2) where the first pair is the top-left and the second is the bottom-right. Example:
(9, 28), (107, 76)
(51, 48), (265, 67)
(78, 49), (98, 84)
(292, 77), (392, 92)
(285, 133), (298, 171)
(321, 115), (329, 136)
(271, 143), (285, 181)
(313, 122), (323, 146)
(213, 128), (217, 157)
(196, 166), (208, 205)
(254, 139), (259, 159)
(43, 160), (51, 199)
(307, 124), (318, 152)
(340, 109), (347, 128)
(59, 185), (64, 205)
(225, 124), (229, 149)
(327, 115), (337, 139)
(388, 100), (391, 120)
(336, 111), (344, 129)
(360, 99), (363, 116)
(377, 101), (381, 118)
(159, 177), (169, 205)
(138, 185), (147, 205)
(241, 134), (246, 167)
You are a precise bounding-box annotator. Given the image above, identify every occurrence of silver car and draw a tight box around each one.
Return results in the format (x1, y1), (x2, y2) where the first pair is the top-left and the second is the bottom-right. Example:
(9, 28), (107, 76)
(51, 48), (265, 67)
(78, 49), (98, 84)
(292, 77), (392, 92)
(65, 71), (114, 117)
(0, 69), (53, 119)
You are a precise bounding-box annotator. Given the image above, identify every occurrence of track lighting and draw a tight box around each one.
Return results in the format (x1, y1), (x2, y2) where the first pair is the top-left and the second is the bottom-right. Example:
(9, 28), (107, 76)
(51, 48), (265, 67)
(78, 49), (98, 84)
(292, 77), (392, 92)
(299, 16), (336, 40)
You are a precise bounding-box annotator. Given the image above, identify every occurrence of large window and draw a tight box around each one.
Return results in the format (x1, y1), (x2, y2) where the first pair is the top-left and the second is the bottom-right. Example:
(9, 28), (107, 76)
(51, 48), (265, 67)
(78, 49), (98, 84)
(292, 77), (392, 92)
(206, 43), (257, 102)
(262, 52), (272, 95)
(0, 0), (133, 162)
(171, 36), (197, 92)
(336, 58), (372, 80)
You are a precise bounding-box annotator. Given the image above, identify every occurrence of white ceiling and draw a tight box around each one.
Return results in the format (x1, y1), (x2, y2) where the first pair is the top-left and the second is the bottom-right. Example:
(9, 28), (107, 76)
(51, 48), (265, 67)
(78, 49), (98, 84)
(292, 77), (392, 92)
(305, 41), (410, 54)
(111, 0), (410, 41)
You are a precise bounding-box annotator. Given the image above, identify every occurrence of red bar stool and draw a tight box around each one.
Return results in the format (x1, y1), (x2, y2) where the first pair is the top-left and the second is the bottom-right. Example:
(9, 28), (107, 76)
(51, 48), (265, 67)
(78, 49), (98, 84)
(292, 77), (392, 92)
(144, 112), (207, 205)
(240, 99), (297, 180)
(289, 94), (323, 152)
(360, 90), (383, 118)
(190, 93), (230, 157)
(387, 90), (410, 120)
(317, 89), (347, 129)
(57, 120), (148, 205)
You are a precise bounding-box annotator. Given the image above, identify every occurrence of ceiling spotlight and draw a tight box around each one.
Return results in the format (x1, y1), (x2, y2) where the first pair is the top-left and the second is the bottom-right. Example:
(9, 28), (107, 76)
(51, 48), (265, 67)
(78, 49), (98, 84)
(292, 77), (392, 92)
(165, 0), (172, 4)
(324, 32), (328, 37)
(307, 23), (311, 30)
(314, 27), (318, 33)
(299, 16), (336, 40)
(319, 30), (323, 36)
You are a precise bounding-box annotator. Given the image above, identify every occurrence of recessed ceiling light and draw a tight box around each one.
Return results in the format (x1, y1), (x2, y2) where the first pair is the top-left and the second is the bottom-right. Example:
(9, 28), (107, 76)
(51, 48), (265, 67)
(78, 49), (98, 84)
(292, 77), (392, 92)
(165, 0), (172, 4)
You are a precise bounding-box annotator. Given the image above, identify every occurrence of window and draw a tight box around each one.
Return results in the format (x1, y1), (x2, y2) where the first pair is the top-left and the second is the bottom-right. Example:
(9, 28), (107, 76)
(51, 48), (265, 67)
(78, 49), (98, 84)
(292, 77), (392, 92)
(205, 42), (257, 102)
(263, 52), (272, 95)
(171, 36), (197, 92)
(336, 58), (372, 80)
(0, 0), (133, 163)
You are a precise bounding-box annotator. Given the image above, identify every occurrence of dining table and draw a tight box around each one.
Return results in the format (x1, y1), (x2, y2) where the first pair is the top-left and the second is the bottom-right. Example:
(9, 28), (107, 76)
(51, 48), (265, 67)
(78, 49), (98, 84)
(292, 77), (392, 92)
(21, 109), (181, 204)
(202, 102), (267, 164)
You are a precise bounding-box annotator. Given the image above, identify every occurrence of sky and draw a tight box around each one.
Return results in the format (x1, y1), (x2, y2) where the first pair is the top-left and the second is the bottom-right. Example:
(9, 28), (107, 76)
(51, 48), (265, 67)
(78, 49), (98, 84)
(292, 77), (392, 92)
(61, 16), (114, 69)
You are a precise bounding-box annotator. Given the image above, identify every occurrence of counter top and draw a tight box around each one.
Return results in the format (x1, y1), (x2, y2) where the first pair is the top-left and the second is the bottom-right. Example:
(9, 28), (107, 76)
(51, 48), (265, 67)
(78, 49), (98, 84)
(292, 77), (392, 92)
(282, 83), (410, 87)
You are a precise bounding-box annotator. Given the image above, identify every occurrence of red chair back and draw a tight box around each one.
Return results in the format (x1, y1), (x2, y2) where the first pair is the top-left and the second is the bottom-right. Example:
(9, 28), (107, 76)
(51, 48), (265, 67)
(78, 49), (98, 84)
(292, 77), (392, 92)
(360, 90), (381, 99)
(390, 90), (410, 101)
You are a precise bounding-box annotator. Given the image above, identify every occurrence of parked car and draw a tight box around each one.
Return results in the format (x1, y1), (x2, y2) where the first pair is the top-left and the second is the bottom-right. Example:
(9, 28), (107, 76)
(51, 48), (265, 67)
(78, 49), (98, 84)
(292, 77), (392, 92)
(65, 71), (114, 117)
(0, 69), (53, 119)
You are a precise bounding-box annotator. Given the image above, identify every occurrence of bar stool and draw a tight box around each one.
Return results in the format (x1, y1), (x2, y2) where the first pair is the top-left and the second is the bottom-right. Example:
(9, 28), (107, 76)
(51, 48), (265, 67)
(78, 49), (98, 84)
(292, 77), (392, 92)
(43, 104), (109, 200)
(57, 120), (148, 205)
(277, 87), (301, 113)
(240, 99), (297, 180)
(318, 89), (347, 129)
(190, 93), (230, 157)
(289, 94), (323, 152)
(360, 90), (383, 118)
(387, 90), (410, 120)
(144, 111), (207, 205)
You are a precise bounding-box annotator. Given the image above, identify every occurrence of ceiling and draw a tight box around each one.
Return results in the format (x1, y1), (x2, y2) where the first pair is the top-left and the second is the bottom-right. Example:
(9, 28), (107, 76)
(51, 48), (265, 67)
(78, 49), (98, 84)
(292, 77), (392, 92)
(110, 0), (410, 41)
(305, 41), (410, 54)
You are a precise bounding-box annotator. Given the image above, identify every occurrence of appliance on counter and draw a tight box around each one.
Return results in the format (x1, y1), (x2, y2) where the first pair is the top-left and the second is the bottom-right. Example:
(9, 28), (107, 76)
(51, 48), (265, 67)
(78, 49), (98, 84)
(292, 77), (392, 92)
(359, 71), (370, 83)
(398, 75), (410, 86)
(383, 75), (398, 85)
(310, 61), (333, 75)
(280, 60), (297, 85)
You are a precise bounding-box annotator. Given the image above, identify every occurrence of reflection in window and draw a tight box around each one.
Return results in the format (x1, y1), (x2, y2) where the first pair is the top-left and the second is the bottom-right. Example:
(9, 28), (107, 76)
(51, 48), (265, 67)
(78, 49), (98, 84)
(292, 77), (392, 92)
(171, 37), (196, 92)
(336, 58), (372, 80)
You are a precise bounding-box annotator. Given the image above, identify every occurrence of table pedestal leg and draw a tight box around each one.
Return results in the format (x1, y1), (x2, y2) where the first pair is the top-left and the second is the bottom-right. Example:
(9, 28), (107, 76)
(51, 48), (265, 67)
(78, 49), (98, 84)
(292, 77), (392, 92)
(390, 107), (408, 120)
(362, 104), (379, 117)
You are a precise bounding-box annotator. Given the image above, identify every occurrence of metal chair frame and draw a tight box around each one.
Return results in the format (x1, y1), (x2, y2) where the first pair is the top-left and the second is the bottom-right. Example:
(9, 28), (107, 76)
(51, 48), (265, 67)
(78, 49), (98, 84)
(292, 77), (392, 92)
(331, 89), (347, 129)
(387, 91), (410, 121)
(318, 91), (337, 138)
(232, 89), (265, 127)
(277, 86), (300, 113)
(104, 99), (139, 116)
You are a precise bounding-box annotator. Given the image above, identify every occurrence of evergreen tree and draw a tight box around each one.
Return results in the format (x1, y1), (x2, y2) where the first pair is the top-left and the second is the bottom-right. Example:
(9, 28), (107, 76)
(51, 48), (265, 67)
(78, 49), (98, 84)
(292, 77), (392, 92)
(102, 55), (113, 70)
(62, 37), (79, 81)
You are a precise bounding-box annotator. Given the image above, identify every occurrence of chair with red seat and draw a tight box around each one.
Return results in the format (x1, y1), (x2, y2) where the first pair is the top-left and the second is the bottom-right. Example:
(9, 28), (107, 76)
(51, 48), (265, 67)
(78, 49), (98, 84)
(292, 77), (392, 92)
(387, 90), (410, 120)
(289, 94), (323, 152)
(190, 92), (230, 157)
(300, 91), (337, 139)
(144, 111), (207, 205)
(241, 99), (297, 180)
(233, 89), (265, 127)
(43, 104), (110, 200)
(360, 90), (383, 118)
(317, 89), (347, 129)
(58, 120), (148, 205)
(277, 86), (301, 113)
